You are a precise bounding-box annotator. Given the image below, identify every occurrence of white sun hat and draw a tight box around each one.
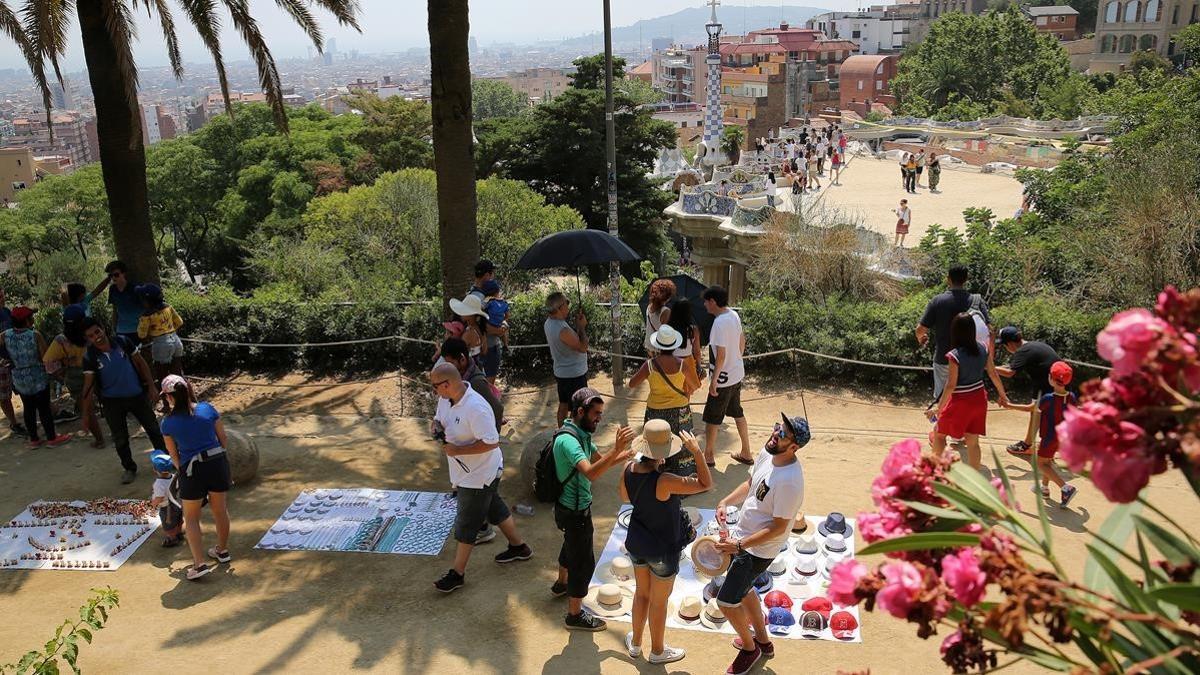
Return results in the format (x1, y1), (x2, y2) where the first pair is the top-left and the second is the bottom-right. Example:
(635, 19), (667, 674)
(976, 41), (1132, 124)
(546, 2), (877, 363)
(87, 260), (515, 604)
(583, 583), (634, 618)
(449, 294), (488, 318)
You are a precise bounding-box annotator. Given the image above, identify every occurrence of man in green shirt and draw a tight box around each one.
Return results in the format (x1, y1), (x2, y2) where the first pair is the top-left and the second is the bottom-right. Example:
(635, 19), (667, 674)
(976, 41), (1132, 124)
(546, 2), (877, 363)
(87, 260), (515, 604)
(552, 387), (634, 632)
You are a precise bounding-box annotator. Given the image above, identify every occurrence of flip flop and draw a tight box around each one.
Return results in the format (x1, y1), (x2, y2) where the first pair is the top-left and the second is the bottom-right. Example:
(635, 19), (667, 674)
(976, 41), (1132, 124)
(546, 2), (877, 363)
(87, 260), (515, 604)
(728, 453), (754, 466)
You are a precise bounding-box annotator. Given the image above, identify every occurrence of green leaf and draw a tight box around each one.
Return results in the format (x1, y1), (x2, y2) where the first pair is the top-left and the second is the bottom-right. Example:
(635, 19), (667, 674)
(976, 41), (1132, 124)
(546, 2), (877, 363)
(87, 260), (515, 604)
(932, 482), (992, 518)
(899, 499), (976, 521)
(75, 629), (91, 645)
(1146, 584), (1200, 612)
(1134, 515), (1200, 567)
(858, 532), (981, 556)
(947, 463), (1009, 514)
(1084, 501), (1142, 592)
(1027, 456), (1055, 553)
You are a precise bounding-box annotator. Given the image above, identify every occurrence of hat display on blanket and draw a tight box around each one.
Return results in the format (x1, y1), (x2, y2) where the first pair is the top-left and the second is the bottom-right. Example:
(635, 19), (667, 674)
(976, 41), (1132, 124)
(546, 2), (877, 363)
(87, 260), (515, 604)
(650, 325), (684, 352)
(791, 512), (810, 535)
(764, 590), (794, 609)
(633, 419), (682, 461)
(801, 596), (834, 621)
(789, 557), (820, 585)
(823, 532), (848, 555)
(700, 598), (729, 631)
(767, 556), (788, 577)
(702, 574), (726, 603)
(798, 609), (828, 638)
(792, 533), (819, 556)
(830, 610), (860, 640)
(672, 595), (704, 625)
(692, 536), (732, 578)
(818, 512), (853, 538)
(767, 607), (797, 635)
(583, 583), (633, 618)
(821, 554), (847, 580)
(723, 505), (740, 525)
(616, 508), (633, 530)
(753, 571), (774, 595)
(598, 556), (635, 587)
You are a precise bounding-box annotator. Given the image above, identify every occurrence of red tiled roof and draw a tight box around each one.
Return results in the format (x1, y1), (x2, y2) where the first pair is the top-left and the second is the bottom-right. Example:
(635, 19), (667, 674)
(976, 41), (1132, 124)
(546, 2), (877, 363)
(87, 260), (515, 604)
(629, 60), (654, 75)
(721, 42), (788, 56)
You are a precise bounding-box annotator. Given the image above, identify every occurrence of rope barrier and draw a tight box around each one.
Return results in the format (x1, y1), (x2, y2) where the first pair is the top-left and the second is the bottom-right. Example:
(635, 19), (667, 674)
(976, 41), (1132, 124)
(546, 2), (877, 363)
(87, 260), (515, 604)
(1062, 358), (1112, 372)
(180, 335), (436, 348)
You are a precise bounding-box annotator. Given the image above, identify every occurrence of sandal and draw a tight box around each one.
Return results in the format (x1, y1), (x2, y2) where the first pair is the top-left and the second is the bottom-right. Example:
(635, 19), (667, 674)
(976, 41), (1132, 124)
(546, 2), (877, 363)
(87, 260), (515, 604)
(207, 546), (231, 564)
(729, 453), (754, 466)
(186, 563), (213, 580)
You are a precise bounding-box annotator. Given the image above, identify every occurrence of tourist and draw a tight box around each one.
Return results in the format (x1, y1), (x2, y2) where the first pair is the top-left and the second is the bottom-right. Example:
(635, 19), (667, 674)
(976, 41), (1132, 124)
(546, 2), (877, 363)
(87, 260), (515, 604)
(668, 298), (704, 388)
(0, 289), (26, 436)
(551, 387), (633, 631)
(999, 362), (1079, 506)
(159, 375), (232, 580)
(916, 266), (993, 403)
(148, 450), (183, 547)
(838, 130), (847, 153)
(927, 152), (942, 192)
(480, 280), (510, 380)
(927, 313), (1008, 469)
(765, 171), (777, 207)
(544, 292), (589, 427)
(43, 305), (104, 447)
(629, 324), (698, 440)
(816, 135), (828, 174)
(468, 260), (507, 384)
(829, 146), (842, 185)
(430, 363), (532, 593)
(791, 171), (803, 208)
(898, 152), (910, 190)
(914, 149), (927, 188)
(806, 151), (821, 191)
(104, 261), (143, 345)
(643, 278), (676, 354)
(702, 286), (750, 467)
(1, 307), (70, 448)
(61, 280), (105, 317)
(135, 284), (185, 393)
(80, 317), (167, 483)
(904, 152), (918, 192)
(713, 415), (810, 675)
(893, 199), (911, 248)
(449, 294), (489, 364)
(718, 179), (730, 197)
(994, 327), (1060, 455)
(620, 423), (712, 663)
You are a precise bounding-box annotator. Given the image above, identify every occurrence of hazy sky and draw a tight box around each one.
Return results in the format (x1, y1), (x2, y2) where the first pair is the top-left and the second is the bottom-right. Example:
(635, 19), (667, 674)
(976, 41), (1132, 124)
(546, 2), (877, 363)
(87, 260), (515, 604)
(0, 0), (865, 74)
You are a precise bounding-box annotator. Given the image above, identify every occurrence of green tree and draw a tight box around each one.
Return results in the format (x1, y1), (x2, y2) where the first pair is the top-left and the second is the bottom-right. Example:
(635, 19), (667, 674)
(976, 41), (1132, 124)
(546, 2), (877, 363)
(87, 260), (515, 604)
(146, 140), (223, 282)
(570, 54), (626, 89)
(1178, 23), (1200, 59)
(721, 126), (745, 164)
(346, 93), (433, 177)
(617, 77), (665, 106)
(471, 78), (527, 120)
(18, 0), (361, 285)
(1128, 49), (1173, 78)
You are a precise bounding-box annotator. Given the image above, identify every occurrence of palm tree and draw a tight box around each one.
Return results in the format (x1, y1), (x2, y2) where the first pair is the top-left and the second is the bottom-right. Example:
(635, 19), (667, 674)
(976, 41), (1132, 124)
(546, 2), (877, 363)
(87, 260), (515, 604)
(21, 0), (360, 284)
(922, 58), (971, 110)
(427, 0), (479, 312)
(720, 125), (745, 165)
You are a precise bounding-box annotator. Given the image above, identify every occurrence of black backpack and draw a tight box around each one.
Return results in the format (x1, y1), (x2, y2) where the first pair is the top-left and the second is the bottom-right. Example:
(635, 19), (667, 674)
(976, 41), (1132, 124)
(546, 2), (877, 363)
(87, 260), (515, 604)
(534, 426), (582, 505)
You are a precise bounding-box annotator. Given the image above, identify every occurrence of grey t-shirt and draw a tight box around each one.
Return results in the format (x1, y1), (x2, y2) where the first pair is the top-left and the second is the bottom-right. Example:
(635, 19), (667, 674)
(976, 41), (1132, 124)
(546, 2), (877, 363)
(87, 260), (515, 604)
(544, 317), (587, 379)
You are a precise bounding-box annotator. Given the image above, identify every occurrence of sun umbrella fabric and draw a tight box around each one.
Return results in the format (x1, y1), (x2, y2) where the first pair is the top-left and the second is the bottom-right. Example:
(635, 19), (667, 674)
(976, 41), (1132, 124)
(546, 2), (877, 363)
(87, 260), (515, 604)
(637, 274), (714, 346)
(515, 229), (642, 270)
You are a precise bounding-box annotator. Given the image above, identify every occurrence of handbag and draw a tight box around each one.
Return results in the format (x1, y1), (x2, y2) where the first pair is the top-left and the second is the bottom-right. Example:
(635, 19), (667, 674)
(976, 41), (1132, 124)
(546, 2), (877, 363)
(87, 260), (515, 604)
(650, 357), (690, 400)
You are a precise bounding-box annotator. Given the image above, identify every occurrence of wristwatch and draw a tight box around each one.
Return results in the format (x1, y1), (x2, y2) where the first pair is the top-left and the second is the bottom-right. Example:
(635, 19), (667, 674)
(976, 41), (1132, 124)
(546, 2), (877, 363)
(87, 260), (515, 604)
(735, 540), (744, 554)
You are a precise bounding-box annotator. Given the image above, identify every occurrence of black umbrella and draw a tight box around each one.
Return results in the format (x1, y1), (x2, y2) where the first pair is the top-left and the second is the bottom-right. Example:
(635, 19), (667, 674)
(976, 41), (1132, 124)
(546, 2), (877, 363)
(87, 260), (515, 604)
(515, 229), (642, 270)
(638, 274), (714, 346)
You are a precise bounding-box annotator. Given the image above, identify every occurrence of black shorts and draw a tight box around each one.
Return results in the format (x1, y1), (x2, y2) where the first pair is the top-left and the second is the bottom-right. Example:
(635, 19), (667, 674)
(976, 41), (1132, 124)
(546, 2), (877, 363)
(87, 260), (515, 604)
(716, 551), (775, 606)
(555, 374), (589, 404)
(702, 382), (744, 425)
(178, 454), (231, 500)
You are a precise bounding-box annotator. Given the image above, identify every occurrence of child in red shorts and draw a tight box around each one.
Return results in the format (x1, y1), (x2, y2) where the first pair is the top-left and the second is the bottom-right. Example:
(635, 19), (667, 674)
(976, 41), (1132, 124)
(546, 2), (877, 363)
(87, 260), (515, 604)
(927, 313), (1008, 469)
(1001, 361), (1078, 507)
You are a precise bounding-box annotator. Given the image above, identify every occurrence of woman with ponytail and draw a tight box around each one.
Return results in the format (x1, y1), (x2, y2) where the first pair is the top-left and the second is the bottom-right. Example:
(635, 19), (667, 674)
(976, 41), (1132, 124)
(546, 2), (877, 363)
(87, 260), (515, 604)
(159, 375), (232, 581)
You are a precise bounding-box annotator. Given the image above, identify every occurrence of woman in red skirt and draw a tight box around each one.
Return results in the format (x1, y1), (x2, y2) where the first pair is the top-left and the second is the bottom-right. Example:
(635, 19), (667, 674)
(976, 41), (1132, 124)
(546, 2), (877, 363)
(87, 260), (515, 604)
(928, 313), (1008, 469)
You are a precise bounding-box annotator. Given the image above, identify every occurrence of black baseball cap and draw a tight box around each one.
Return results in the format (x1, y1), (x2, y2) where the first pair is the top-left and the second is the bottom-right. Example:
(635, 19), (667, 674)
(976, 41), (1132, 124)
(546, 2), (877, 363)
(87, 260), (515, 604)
(997, 326), (1021, 344)
(570, 387), (604, 411)
(474, 259), (496, 276)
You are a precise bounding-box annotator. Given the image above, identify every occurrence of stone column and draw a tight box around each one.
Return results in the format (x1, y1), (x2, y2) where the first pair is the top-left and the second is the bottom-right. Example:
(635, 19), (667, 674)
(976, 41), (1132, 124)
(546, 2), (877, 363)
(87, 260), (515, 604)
(728, 263), (747, 302)
(702, 262), (729, 290)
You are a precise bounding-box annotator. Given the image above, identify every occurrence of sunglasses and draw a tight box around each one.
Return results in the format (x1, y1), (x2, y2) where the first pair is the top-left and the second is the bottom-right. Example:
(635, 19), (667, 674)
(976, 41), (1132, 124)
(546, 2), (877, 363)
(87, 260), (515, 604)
(773, 423), (795, 442)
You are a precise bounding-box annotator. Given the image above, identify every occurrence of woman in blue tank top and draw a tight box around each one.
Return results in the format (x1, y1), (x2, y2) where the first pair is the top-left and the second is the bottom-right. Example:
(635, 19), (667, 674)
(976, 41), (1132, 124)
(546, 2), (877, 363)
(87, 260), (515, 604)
(617, 423), (712, 664)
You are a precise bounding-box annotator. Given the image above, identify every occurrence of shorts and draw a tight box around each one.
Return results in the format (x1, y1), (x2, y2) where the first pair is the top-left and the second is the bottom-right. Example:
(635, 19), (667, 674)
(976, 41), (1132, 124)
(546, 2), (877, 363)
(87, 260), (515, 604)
(0, 365), (10, 401)
(716, 551), (775, 606)
(555, 374), (589, 405)
(629, 551), (681, 579)
(932, 360), (950, 401)
(178, 454), (231, 500)
(481, 344), (502, 378)
(63, 366), (85, 402)
(937, 388), (988, 438)
(454, 476), (511, 543)
(149, 333), (184, 364)
(645, 406), (694, 435)
(1037, 439), (1059, 459)
(702, 382), (744, 425)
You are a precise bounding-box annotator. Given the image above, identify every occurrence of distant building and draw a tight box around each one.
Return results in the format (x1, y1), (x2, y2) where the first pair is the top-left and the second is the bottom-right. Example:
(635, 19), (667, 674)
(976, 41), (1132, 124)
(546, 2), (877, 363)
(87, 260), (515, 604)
(652, 47), (705, 104)
(808, 8), (914, 54)
(347, 78), (378, 92)
(1091, 0), (1193, 72)
(142, 105), (161, 145)
(721, 58), (789, 142)
(719, 22), (857, 67)
(469, 36), (479, 54)
(0, 147), (35, 205)
(1024, 5), (1080, 41)
(628, 60), (654, 84)
(651, 37), (673, 52)
(839, 54), (899, 116)
(84, 119), (99, 160)
(486, 67), (571, 105)
(50, 79), (75, 110)
(185, 104), (208, 133)
(4, 113), (92, 167)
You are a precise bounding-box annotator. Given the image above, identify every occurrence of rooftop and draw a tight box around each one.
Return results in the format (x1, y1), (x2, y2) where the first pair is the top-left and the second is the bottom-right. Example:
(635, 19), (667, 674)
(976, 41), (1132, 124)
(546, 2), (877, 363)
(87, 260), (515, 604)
(1025, 5), (1079, 15)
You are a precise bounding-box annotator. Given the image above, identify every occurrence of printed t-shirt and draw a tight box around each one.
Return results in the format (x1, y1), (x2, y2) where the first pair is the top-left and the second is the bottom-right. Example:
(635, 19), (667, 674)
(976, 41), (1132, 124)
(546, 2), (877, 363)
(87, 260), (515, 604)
(137, 306), (183, 339)
(433, 386), (502, 489)
(709, 309), (745, 388)
(552, 420), (596, 510)
(82, 336), (143, 398)
(1038, 391), (1077, 451)
(733, 449), (805, 559)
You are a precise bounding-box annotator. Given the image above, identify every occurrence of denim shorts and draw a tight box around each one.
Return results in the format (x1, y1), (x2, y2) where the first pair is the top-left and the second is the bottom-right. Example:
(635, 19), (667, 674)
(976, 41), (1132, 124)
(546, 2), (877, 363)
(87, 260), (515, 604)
(629, 551), (681, 579)
(150, 333), (184, 364)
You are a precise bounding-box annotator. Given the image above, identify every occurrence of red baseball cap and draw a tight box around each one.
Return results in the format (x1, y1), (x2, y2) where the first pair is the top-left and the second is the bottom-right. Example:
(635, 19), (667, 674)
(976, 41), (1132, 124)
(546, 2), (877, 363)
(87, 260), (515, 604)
(1050, 361), (1073, 385)
(10, 306), (33, 324)
(764, 590), (793, 609)
(801, 596), (832, 620)
(830, 610), (859, 639)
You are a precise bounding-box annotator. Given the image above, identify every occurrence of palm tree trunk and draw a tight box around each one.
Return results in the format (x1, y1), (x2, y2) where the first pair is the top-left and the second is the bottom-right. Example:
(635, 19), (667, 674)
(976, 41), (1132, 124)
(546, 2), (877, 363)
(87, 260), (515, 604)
(428, 0), (479, 314)
(76, 0), (160, 285)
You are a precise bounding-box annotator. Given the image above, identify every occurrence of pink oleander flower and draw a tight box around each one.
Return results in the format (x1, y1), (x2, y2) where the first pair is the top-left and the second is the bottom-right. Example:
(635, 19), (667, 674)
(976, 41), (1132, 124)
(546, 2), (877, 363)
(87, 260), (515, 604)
(1096, 308), (1167, 377)
(828, 559), (869, 606)
(1090, 443), (1155, 503)
(857, 508), (910, 543)
(989, 477), (1018, 509)
(880, 438), (923, 481)
(941, 549), (988, 608)
(1058, 402), (1123, 472)
(876, 560), (923, 618)
(940, 629), (963, 655)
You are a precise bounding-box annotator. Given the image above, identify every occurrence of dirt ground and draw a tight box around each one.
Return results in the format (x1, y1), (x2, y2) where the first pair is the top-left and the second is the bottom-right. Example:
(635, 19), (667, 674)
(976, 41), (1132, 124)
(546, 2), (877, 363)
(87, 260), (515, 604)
(1, 373), (1196, 674)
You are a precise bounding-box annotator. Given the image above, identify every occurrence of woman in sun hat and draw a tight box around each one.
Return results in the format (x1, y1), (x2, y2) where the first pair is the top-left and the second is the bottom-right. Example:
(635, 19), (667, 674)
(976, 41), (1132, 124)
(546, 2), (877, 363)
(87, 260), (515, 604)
(628, 325), (701, 480)
(618, 421), (712, 664)
(448, 294), (490, 364)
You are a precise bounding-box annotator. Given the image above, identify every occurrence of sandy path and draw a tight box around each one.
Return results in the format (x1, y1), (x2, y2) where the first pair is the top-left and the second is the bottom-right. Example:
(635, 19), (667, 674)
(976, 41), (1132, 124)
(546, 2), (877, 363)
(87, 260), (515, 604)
(1, 374), (1192, 674)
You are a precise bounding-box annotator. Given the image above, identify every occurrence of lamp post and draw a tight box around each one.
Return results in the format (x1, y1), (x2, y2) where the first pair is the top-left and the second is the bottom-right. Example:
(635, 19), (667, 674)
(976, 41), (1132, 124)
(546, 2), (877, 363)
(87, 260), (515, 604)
(603, 0), (623, 387)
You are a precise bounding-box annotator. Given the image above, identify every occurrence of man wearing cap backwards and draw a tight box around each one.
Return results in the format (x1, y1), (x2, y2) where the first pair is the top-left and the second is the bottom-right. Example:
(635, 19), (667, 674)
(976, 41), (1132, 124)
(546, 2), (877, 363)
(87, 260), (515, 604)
(551, 387), (635, 631)
(429, 363), (532, 594)
(713, 414), (809, 675)
(994, 327), (1060, 455)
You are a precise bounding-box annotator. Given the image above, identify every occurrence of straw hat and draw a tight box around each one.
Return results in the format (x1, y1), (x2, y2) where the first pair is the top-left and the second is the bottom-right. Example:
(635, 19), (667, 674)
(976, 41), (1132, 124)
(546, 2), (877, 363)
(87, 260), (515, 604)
(632, 419), (682, 461)
(691, 536), (732, 578)
(449, 294), (488, 318)
(583, 583), (633, 618)
(649, 325), (684, 352)
(670, 595), (704, 625)
(791, 512), (810, 535)
(598, 555), (636, 587)
(699, 598), (729, 631)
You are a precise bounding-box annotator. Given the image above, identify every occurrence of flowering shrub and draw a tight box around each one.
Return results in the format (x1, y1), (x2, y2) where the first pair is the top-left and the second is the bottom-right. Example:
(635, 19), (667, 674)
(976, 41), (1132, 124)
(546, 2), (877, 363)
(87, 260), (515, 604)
(835, 287), (1200, 673)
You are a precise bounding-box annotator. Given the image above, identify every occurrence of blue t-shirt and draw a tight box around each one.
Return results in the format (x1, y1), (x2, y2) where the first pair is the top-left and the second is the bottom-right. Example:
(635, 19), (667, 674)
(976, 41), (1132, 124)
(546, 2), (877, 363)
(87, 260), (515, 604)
(108, 285), (143, 334)
(484, 298), (509, 328)
(0, 307), (11, 331)
(82, 336), (144, 398)
(161, 402), (222, 465)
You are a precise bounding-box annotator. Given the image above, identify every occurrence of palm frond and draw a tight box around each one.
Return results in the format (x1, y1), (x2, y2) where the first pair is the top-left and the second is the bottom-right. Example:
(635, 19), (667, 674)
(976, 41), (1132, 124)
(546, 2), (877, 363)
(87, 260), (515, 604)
(20, 0), (72, 85)
(0, 1), (52, 135)
(221, 0), (287, 132)
(178, 0), (233, 118)
(272, 0), (322, 52)
(309, 0), (361, 31)
(138, 0), (184, 80)
(98, 0), (140, 114)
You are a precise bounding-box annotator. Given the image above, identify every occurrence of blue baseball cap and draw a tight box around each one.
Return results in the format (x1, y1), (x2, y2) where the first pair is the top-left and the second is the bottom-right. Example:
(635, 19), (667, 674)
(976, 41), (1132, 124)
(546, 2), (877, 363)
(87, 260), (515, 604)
(767, 607), (797, 635)
(481, 279), (501, 296)
(780, 414), (811, 447)
(150, 451), (173, 473)
(997, 326), (1022, 344)
(62, 304), (85, 322)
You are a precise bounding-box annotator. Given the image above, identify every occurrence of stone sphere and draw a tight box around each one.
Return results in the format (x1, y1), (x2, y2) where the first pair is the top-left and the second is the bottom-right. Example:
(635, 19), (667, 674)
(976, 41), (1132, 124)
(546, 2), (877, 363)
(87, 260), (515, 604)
(223, 429), (260, 486)
(519, 429), (556, 497)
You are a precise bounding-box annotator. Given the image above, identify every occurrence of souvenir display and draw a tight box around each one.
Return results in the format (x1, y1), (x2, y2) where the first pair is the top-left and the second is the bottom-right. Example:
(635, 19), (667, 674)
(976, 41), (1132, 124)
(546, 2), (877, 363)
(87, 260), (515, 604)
(587, 508), (862, 642)
(255, 488), (457, 556)
(0, 500), (160, 572)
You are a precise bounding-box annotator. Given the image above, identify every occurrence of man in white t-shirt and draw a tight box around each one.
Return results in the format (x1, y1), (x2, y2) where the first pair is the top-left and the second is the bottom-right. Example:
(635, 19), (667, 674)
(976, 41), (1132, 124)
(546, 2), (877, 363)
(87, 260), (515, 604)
(714, 414), (809, 675)
(429, 363), (531, 594)
(702, 285), (750, 466)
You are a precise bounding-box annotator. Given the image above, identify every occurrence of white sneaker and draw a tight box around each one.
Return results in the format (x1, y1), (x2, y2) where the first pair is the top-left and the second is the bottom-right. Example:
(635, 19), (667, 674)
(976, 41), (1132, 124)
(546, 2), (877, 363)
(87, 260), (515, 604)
(624, 631), (642, 659)
(648, 646), (686, 664)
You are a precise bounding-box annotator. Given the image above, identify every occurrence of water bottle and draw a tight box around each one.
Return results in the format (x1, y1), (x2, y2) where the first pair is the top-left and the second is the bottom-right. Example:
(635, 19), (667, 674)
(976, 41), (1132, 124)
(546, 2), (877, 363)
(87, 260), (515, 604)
(514, 503), (535, 517)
